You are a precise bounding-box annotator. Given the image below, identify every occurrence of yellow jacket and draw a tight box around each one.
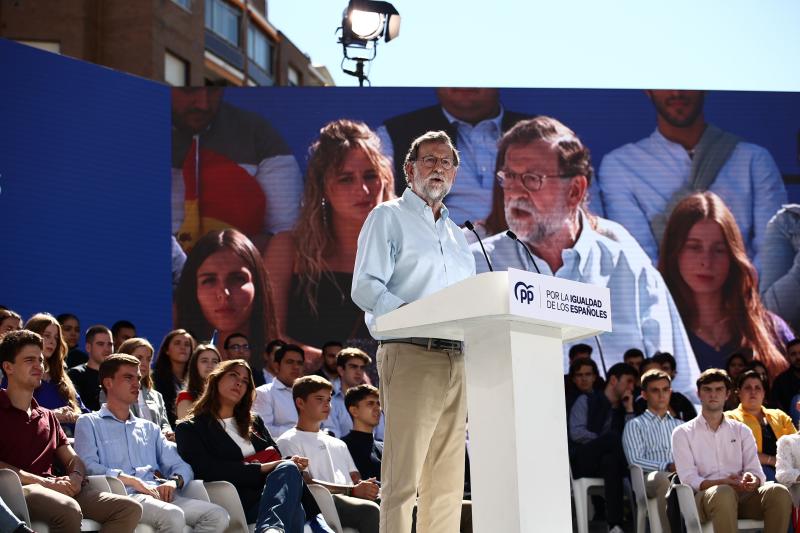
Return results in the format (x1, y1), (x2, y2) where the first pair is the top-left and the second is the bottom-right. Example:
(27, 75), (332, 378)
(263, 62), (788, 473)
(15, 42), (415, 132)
(725, 405), (797, 452)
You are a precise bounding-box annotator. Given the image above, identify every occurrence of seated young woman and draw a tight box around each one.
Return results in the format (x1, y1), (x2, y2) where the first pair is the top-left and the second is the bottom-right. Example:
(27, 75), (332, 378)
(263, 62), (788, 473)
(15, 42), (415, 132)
(175, 359), (332, 532)
(175, 343), (221, 420)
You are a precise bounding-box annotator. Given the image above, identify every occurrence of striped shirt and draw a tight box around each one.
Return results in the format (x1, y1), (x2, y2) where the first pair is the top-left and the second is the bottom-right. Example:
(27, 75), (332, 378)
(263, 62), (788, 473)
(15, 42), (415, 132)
(622, 409), (682, 472)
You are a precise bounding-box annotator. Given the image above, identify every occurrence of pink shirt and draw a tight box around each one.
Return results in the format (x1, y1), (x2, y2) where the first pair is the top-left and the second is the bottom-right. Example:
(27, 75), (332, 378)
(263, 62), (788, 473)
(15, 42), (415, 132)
(671, 412), (765, 491)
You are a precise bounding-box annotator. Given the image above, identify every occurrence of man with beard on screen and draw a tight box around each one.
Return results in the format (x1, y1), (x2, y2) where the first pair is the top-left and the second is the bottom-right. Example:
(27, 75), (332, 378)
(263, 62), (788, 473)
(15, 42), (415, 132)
(594, 90), (786, 268)
(471, 116), (700, 398)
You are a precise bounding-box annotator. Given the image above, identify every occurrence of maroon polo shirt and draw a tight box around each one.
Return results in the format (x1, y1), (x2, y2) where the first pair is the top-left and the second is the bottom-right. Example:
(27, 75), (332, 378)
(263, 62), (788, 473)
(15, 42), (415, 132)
(0, 388), (67, 477)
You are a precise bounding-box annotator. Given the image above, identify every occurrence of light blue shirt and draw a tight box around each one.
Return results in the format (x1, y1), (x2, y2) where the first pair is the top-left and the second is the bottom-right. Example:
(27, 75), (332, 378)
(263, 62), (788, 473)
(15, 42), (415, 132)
(328, 387), (385, 440)
(376, 107), (505, 225)
(760, 205), (800, 332)
(352, 188), (476, 339)
(595, 127), (787, 270)
(622, 409), (683, 472)
(471, 211), (700, 399)
(74, 404), (193, 493)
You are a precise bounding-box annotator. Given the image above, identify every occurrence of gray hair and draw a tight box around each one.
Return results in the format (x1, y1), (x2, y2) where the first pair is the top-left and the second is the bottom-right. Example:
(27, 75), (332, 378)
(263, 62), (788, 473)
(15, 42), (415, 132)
(402, 130), (460, 185)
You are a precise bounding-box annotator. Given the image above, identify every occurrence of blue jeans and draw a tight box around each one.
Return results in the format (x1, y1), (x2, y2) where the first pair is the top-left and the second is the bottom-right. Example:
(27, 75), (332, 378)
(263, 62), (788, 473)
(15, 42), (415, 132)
(0, 496), (24, 532)
(252, 461), (306, 533)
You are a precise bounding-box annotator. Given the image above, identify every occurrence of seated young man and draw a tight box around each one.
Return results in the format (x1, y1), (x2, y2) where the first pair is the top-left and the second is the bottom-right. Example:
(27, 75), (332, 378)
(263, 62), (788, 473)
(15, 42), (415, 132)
(0, 330), (141, 532)
(329, 348), (385, 439)
(253, 344), (306, 438)
(341, 384), (383, 481)
(568, 362), (637, 533)
(643, 352), (697, 421)
(622, 369), (683, 532)
(672, 368), (792, 533)
(277, 375), (380, 533)
(75, 354), (229, 532)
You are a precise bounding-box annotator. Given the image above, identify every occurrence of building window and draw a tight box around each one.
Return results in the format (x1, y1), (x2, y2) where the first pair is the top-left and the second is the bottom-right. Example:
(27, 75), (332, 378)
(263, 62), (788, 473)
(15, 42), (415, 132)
(17, 40), (60, 54)
(165, 51), (189, 86)
(287, 66), (301, 86)
(205, 0), (240, 46)
(171, 0), (192, 10)
(247, 26), (272, 73)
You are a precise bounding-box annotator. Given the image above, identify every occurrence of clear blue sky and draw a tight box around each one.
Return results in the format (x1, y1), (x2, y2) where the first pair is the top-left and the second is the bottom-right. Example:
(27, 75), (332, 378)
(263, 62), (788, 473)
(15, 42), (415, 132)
(269, 0), (800, 90)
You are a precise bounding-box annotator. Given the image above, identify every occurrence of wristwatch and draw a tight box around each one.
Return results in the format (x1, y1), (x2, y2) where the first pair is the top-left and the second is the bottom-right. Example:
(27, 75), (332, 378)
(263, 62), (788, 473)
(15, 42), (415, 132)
(171, 474), (184, 490)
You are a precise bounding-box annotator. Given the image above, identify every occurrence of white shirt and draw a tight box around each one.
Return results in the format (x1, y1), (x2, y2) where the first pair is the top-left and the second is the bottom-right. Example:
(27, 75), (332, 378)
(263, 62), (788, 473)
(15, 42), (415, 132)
(276, 428), (357, 485)
(253, 377), (297, 439)
(222, 417), (256, 457)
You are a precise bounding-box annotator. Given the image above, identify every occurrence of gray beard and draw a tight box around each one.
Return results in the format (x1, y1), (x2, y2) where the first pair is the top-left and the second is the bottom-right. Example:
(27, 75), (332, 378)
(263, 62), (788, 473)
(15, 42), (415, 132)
(505, 198), (570, 245)
(414, 173), (450, 205)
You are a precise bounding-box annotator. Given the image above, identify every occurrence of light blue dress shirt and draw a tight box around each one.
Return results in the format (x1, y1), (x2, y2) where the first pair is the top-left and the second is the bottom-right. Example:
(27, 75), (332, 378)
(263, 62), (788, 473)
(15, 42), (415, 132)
(352, 188), (476, 340)
(595, 127), (787, 270)
(760, 205), (800, 332)
(74, 404), (193, 493)
(376, 107), (505, 225)
(471, 211), (700, 399)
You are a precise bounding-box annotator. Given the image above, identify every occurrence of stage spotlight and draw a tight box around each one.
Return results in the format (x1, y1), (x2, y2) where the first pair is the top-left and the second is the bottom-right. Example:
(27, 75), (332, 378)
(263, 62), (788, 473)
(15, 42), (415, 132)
(337, 0), (400, 86)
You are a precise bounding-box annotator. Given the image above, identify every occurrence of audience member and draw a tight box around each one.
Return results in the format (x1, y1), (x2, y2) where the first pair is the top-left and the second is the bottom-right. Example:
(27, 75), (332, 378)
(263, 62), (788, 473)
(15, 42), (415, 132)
(329, 348), (385, 440)
(171, 87), (302, 252)
(17, 313), (87, 435)
(316, 340), (344, 387)
(725, 370), (796, 481)
(117, 337), (174, 437)
(75, 354), (229, 532)
(223, 332), (250, 361)
(761, 205), (800, 332)
(175, 228), (278, 376)
(622, 369), (683, 533)
(672, 368), (792, 532)
(341, 384), (383, 482)
(377, 88), (530, 223)
(775, 426), (800, 505)
(565, 357), (603, 414)
(596, 90), (786, 268)
(111, 320), (136, 351)
(176, 360), (331, 531)
(277, 375), (380, 533)
(623, 348), (645, 375)
(57, 313), (87, 368)
(67, 325), (113, 411)
(263, 120), (393, 368)
(153, 329), (196, 428)
(659, 191), (792, 378)
(641, 352), (697, 421)
(724, 352), (748, 384)
(568, 343), (593, 364)
(0, 330), (141, 531)
(253, 344), (306, 438)
(773, 339), (800, 415)
(176, 343), (221, 420)
(471, 116), (699, 396)
(568, 362), (637, 533)
(262, 338), (285, 385)
(0, 308), (22, 336)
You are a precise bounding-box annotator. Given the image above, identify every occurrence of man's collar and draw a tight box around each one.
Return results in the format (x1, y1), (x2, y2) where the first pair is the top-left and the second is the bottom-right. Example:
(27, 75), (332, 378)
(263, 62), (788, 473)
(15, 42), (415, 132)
(644, 408), (675, 421)
(99, 403), (131, 423)
(401, 187), (450, 221)
(271, 377), (291, 391)
(441, 105), (504, 131)
(568, 210), (597, 273)
(0, 387), (40, 412)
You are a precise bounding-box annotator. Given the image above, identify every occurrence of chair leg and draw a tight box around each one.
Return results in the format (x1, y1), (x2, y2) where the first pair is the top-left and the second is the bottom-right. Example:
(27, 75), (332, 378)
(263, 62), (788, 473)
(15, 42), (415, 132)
(574, 490), (590, 533)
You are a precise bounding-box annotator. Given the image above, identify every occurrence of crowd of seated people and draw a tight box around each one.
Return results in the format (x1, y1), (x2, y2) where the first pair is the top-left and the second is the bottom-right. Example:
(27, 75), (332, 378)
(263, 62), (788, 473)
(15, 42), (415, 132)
(5, 90), (800, 532)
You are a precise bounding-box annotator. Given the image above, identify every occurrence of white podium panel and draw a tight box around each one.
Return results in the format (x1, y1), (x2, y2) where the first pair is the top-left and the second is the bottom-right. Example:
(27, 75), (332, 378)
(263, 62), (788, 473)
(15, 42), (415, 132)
(375, 271), (611, 533)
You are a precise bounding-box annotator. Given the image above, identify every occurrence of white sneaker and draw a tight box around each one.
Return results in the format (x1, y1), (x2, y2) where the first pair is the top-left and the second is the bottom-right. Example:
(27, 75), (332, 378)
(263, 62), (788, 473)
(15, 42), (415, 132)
(608, 526), (625, 533)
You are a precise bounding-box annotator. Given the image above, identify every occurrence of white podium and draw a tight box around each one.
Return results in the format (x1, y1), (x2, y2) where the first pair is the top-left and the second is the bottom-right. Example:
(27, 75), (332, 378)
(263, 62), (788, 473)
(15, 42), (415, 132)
(375, 269), (612, 532)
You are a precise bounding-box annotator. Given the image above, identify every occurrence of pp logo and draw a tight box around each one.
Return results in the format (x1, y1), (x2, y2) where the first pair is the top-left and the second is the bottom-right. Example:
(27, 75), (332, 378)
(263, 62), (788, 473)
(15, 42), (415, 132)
(514, 281), (535, 304)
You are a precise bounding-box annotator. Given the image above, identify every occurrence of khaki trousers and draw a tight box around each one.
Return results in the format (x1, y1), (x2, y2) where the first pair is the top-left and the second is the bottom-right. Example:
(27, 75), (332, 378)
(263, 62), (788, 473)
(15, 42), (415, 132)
(377, 342), (467, 533)
(644, 470), (672, 533)
(695, 482), (792, 533)
(23, 484), (142, 533)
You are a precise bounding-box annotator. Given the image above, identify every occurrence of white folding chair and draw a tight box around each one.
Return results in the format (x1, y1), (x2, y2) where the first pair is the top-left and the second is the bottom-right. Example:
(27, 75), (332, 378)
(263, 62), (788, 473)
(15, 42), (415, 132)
(203, 480), (255, 533)
(570, 467), (605, 533)
(629, 465), (663, 533)
(674, 483), (764, 533)
(306, 484), (358, 533)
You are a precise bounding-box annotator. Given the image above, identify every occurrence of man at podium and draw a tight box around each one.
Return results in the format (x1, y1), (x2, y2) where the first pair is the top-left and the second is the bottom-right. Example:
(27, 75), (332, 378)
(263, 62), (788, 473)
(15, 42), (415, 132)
(352, 130), (476, 533)
(471, 116), (700, 398)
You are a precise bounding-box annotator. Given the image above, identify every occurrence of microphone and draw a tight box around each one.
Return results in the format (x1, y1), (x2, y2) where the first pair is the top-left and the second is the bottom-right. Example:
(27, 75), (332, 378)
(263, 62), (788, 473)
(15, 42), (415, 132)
(464, 220), (493, 272)
(504, 230), (541, 274)
(505, 230), (608, 373)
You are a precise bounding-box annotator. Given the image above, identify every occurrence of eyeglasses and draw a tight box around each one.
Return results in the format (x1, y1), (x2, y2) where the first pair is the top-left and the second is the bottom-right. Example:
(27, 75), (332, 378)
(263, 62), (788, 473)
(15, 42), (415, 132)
(414, 155), (456, 171)
(495, 170), (573, 192)
(227, 343), (250, 353)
